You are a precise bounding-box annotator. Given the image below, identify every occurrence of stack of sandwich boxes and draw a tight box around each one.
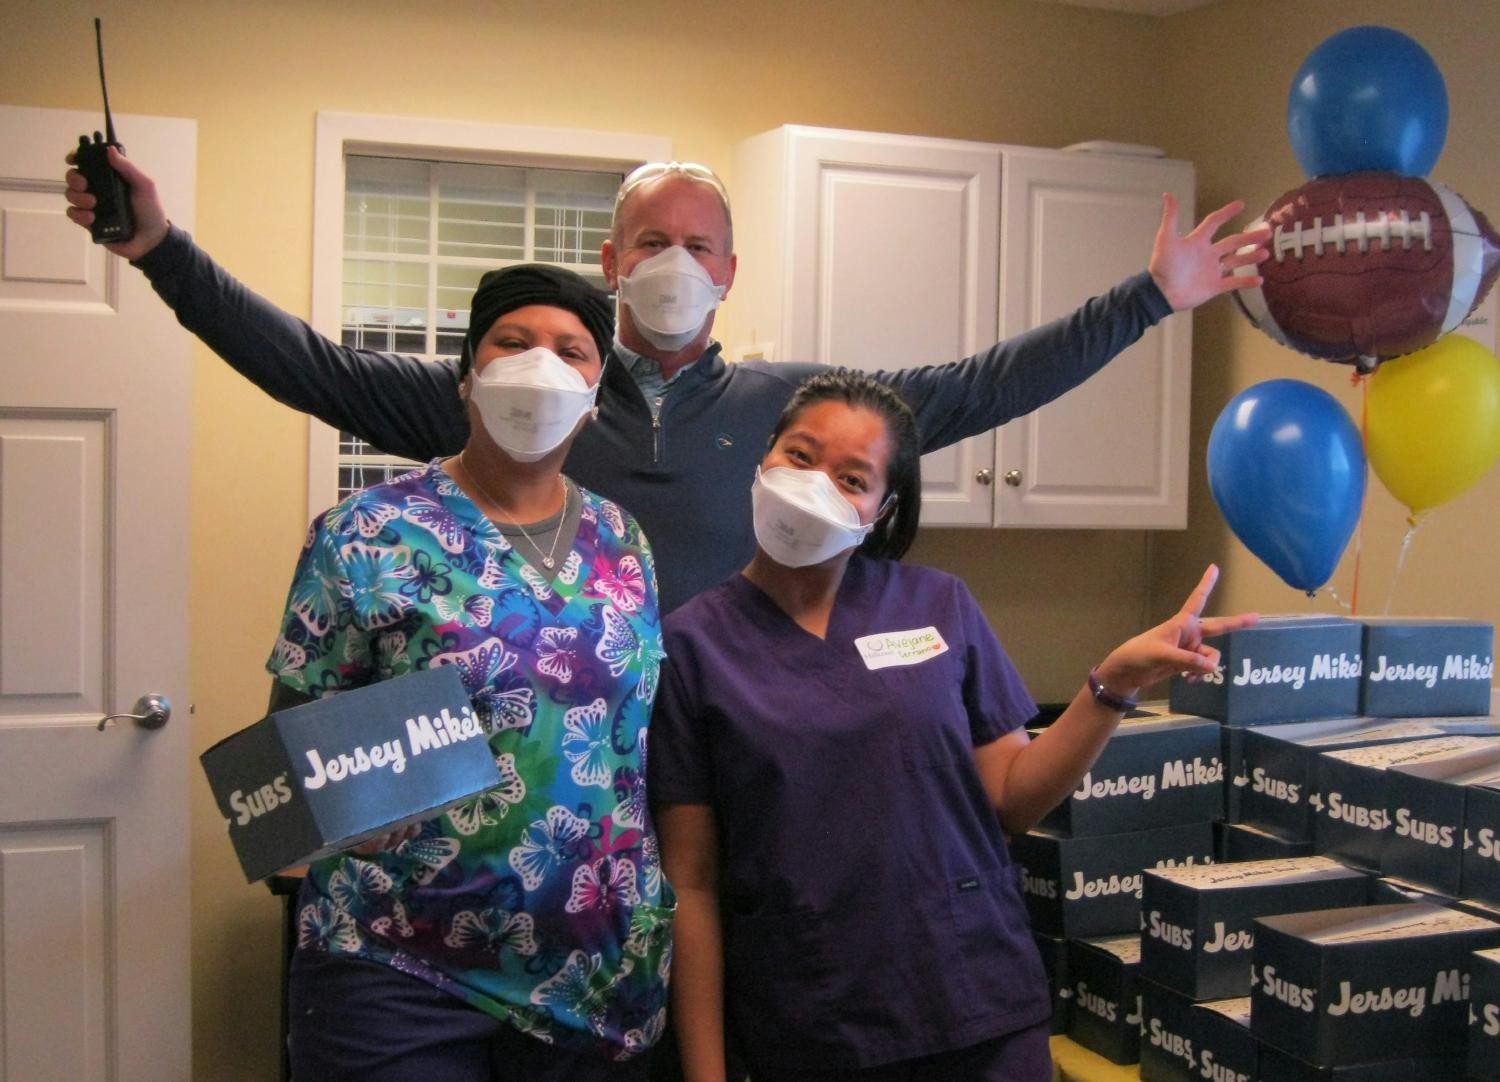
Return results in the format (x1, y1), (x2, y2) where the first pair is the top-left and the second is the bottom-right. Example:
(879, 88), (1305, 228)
(1022, 614), (1500, 1078)
(1011, 709), (1222, 1063)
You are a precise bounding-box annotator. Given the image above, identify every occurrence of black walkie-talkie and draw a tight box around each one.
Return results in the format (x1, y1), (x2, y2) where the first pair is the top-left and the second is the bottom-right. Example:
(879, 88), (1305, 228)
(75, 17), (135, 244)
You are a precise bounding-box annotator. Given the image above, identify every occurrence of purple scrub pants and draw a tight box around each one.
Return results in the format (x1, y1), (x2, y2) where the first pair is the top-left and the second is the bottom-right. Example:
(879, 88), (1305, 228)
(745, 1020), (1054, 1082)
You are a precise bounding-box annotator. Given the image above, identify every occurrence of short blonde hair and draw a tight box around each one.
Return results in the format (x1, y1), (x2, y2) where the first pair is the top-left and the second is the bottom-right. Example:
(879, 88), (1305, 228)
(610, 161), (733, 251)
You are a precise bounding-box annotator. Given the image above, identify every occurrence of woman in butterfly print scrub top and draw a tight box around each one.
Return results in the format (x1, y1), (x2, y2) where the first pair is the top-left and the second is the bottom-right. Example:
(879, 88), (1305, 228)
(267, 265), (670, 1082)
(649, 371), (1257, 1082)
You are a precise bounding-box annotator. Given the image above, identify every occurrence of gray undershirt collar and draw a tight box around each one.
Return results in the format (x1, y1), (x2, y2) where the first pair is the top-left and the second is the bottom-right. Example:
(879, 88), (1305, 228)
(490, 478), (583, 579)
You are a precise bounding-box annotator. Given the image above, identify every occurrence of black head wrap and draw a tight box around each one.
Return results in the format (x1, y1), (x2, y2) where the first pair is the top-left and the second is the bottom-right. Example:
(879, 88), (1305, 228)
(461, 264), (615, 376)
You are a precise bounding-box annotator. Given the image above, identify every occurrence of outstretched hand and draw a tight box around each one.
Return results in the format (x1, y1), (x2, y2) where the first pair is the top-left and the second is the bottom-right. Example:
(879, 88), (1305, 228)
(1149, 194), (1272, 312)
(1094, 564), (1258, 700)
(63, 145), (170, 261)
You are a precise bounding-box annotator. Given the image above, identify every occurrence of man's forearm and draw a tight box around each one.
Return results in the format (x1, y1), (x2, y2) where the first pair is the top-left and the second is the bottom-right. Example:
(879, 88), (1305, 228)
(135, 226), (468, 461)
(876, 270), (1172, 453)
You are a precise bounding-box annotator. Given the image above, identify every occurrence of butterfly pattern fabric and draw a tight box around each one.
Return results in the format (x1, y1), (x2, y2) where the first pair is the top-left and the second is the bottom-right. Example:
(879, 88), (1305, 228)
(272, 462), (671, 1058)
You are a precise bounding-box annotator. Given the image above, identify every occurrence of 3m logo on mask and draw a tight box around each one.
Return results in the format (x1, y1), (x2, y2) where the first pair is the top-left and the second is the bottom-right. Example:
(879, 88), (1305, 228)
(470, 346), (598, 462)
(751, 466), (872, 568)
(618, 246), (726, 351)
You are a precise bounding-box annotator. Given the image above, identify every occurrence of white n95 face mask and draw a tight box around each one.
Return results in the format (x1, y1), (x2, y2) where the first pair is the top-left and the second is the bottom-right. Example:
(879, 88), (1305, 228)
(617, 246), (727, 351)
(751, 466), (874, 568)
(469, 346), (600, 463)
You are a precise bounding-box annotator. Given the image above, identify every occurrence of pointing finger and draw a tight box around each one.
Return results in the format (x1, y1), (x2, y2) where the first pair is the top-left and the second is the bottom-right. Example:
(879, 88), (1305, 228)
(1202, 612), (1259, 637)
(1179, 564), (1220, 619)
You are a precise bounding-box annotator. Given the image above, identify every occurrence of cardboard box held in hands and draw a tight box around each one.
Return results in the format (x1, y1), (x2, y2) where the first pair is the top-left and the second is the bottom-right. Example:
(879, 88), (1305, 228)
(201, 666), (500, 882)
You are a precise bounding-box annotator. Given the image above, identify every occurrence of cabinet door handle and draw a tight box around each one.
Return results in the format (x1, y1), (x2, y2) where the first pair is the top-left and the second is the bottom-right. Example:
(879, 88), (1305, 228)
(975, 468), (992, 486)
(1004, 469), (1023, 487)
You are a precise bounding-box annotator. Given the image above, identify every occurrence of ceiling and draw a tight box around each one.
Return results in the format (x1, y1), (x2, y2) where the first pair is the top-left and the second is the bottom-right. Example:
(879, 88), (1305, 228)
(1029, 0), (1217, 15)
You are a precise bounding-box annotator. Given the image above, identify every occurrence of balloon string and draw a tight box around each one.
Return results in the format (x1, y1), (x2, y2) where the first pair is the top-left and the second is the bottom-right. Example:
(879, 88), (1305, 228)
(1384, 511), (1426, 615)
(1350, 371), (1371, 616)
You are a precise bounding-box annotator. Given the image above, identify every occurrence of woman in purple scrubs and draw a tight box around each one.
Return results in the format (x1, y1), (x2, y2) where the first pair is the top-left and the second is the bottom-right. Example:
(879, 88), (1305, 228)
(648, 371), (1256, 1081)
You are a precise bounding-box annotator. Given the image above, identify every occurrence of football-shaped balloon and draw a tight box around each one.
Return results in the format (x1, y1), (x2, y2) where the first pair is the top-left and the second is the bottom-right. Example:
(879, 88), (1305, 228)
(1234, 171), (1500, 364)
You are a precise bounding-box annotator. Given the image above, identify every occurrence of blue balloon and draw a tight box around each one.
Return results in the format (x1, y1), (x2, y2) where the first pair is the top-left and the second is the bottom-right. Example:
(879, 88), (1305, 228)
(1287, 26), (1448, 177)
(1208, 380), (1365, 593)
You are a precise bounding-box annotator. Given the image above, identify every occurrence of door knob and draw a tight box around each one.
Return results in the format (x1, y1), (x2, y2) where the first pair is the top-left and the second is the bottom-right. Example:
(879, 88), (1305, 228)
(97, 693), (172, 731)
(1004, 469), (1023, 487)
(975, 468), (993, 486)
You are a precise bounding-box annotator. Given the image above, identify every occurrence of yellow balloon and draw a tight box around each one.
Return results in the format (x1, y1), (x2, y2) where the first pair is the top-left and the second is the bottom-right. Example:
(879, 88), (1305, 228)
(1366, 334), (1500, 511)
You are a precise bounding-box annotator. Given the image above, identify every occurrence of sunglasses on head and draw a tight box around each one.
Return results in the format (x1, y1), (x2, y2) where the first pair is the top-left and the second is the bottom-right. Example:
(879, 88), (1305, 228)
(613, 161), (731, 217)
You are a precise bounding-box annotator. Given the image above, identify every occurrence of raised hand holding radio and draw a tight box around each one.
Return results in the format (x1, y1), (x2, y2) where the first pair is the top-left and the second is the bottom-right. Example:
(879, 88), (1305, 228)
(73, 18), (135, 245)
(65, 146), (168, 261)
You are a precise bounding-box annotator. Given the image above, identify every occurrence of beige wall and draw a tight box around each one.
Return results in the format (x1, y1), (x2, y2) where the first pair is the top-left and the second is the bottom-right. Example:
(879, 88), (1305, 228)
(2, 0), (1496, 1077)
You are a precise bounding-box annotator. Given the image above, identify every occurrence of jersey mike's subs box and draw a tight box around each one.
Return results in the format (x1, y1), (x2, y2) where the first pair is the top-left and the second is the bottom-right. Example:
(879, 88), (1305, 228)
(1255, 1046), (1469, 1081)
(1140, 857), (1370, 1002)
(1468, 946), (1500, 1082)
(1366, 876), (1455, 908)
(1310, 735), (1500, 872)
(200, 666), (500, 882)
(1012, 820), (1215, 939)
(1238, 716), (1500, 843)
(1168, 616), (1363, 726)
(1032, 931), (1071, 1034)
(1218, 717), (1374, 828)
(1464, 782), (1500, 909)
(1138, 980), (1258, 1082)
(1066, 933), (1142, 1065)
(1235, 717), (1388, 841)
(1221, 726), (1251, 823)
(1357, 617), (1494, 717)
(1249, 902), (1500, 1068)
(1034, 713), (1224, 836)
(1380, 746), (1500, 897)
(1216, 820), (1314, 862)
(1192, 996), (1257, 1082)
(1137, 976), (1197, 1082)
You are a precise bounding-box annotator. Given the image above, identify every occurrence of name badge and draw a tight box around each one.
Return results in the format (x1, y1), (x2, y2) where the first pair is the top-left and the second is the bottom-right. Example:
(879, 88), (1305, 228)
(854, 626), (949, 670)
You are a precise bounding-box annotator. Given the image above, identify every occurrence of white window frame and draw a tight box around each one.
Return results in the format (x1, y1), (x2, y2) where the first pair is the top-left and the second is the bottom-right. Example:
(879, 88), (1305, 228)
(308, 111), (672, 518)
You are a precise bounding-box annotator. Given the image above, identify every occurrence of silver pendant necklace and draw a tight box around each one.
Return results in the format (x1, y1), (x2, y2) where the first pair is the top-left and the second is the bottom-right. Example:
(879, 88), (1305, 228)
(458, 453), (570, 570)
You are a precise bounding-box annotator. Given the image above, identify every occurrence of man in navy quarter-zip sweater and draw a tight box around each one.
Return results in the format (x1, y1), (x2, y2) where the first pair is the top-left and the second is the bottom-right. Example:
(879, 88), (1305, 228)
(66, 153), (1269, 615)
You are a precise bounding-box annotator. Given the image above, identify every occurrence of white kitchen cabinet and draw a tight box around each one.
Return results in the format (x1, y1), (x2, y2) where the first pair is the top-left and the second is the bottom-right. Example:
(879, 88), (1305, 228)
(732, 125), (1001, 525)
(731, 125), (1193, 529)
(995, 147), (1193, 529)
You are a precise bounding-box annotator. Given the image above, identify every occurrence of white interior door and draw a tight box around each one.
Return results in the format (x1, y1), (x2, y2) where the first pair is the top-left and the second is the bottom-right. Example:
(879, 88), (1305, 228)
(0, 104), (195, 1081)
